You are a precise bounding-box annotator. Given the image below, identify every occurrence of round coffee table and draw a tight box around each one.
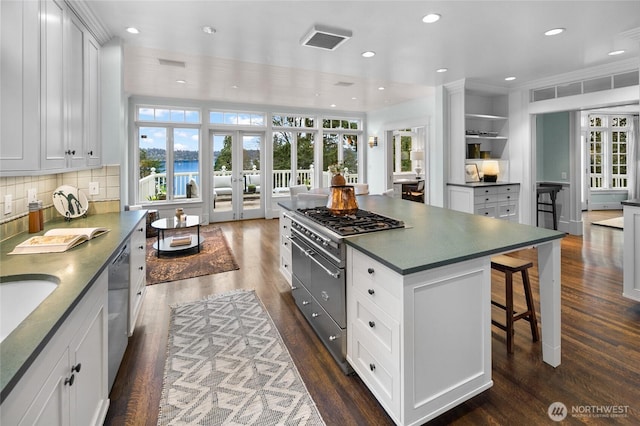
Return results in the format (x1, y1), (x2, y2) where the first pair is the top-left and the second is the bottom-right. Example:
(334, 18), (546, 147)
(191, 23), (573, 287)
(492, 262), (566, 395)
(150, 215), (205, 257)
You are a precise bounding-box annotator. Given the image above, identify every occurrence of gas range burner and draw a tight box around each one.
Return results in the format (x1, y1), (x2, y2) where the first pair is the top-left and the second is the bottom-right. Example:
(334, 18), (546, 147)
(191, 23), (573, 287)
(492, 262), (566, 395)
(297, 207), (404, 236)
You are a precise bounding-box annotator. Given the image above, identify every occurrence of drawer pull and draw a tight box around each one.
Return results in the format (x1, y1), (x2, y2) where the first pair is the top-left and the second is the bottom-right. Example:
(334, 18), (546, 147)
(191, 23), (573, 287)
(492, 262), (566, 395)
(138, 227), (144, 232)
(369, 363), (376, 372)
(139, 245), (144, 250)
(368, 321), (375, 328)
(291, 285), (298, 290)
(302, 300), (310, 305)
(312, 312), (319, 318)
(329, 335), (337, 341)
(65, 374), (75, 386)
(139, 266), (144, 271)
(71, 363), (81, 373)
(367, 289), (375, 295)
(367, 268), (375, 274)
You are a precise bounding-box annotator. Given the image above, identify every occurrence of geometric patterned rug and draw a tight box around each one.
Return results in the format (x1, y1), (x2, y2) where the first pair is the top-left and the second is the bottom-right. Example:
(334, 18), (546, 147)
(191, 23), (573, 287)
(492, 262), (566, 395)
(157, 289), (325, 425)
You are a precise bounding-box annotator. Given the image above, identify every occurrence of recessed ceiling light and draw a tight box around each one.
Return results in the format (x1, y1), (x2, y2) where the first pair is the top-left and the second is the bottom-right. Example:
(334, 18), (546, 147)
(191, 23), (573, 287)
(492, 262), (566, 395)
(608, 50), (625, 56)
(202, 26), (216, 35)
(422, 13), (441, 24)
(176, 79), (186, 84)
(362, 51), (376, 58)
(352, 97), (357, 100)
(544, 28), (565, 36)
(231, 85), (239, 89)
(505, 76), (516, 81)
(436, 68), (448, 73)
(126, 27), (139, 34)
(378, 87), (385, 91)
(330, 104), (337, 108)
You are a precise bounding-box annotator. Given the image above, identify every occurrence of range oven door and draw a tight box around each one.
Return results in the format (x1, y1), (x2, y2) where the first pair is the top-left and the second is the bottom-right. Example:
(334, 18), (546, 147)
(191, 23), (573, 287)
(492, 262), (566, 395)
(290, 231), (346, 328)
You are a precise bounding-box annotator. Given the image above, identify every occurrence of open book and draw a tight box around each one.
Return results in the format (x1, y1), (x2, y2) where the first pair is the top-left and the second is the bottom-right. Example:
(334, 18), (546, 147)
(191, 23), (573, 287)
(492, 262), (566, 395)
(9, 227), (110, 254)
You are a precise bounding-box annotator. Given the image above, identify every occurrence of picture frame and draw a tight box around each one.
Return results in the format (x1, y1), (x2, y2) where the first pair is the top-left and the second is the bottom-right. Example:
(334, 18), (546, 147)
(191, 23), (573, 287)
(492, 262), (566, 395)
(465, 164), (480, 182)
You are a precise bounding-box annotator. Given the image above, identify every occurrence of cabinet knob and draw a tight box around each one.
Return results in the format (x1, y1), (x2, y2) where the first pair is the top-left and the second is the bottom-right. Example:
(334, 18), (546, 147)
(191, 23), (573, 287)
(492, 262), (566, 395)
(137, 290), (142, 295)
(367, 268), (375, 274)
(139, 245), (144, 250)
(139, 266), (144, 271)
(64, 374), (75, 386)
(138, 227), (144, 232)
(329, 335), (337, 341)
(312, 313), (319, 318)
(302, 300), (309, 305)
(88, 150), (93, 156)
(368, 321), (375, 328)
(291, 285), (298, 290)
(367, 289), (375, 295)
(369, 363), (376, 372)
(71, 363), (81, 373)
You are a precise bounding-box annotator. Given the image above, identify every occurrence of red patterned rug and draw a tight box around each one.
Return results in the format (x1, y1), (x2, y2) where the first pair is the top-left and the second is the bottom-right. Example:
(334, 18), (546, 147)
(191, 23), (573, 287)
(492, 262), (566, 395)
(146, 226), (239, 285)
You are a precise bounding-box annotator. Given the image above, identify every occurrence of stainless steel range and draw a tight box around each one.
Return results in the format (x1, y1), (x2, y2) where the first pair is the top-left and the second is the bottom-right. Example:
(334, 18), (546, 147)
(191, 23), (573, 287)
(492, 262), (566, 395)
(286, 207), (403, 374)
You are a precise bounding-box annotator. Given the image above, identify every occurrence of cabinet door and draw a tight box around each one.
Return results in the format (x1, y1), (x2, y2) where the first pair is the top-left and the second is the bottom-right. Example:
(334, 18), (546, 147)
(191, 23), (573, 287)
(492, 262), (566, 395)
(41, 0), (66, 170)
(18, 348), (70, 426)
(69, 291), (108, 426)
(66, 12), (86, 169)
(0, 0), (40, 173)
(85, 34), (101, 166)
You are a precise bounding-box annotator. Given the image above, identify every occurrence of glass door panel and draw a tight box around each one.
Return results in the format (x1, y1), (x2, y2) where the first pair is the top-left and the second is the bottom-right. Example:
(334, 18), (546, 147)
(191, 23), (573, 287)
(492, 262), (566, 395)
(343, 134), (358, 183)
(138, 127), (167, 202)
(173, 128), (200, 199)
(212, 133), (235, 220)
(297, 132), (314, 188)
(241, 134), (262, 218)
(323, 133), (339, 187)
(272, 131), (292, 199)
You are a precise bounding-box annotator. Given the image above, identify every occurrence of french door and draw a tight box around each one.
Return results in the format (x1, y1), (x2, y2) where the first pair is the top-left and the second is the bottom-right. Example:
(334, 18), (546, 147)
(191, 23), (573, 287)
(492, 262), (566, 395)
(210, 130), (264, 222)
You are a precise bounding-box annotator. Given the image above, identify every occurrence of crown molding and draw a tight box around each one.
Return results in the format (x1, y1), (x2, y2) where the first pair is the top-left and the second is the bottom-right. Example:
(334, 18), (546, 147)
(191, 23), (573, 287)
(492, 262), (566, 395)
(65, 0), (112, 45)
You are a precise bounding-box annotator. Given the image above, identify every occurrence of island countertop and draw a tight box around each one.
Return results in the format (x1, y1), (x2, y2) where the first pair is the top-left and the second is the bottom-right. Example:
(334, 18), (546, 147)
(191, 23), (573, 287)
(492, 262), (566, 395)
(0, 210), (146, 402)
(280, 195), (564, 275)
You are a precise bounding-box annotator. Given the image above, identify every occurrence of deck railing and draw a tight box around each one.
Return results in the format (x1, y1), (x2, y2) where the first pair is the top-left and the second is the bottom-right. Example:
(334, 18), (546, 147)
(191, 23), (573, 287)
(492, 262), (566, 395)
(138, 169), (358, 201)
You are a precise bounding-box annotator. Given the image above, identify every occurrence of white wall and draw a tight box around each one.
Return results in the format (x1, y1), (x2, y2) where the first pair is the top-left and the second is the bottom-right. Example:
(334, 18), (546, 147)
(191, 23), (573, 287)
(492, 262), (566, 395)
(366, 94), (441, 205)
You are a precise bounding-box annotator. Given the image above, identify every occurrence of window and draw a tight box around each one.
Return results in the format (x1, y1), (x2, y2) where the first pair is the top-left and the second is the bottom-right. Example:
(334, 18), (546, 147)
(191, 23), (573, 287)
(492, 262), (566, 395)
(137, 125), (200, 202)
(273, 115), (315, 128)
(137, 106), (200, 123)
(588, 115), (629, 189)
(209, 110), (265, 126)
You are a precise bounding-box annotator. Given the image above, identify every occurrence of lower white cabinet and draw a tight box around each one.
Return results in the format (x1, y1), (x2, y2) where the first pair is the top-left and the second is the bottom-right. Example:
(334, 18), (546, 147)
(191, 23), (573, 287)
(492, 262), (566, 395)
(623, 202), (640, 301)
(279, 211), (293, 286)
(129, 216), (147, 335)
(347, 247), (493, 425)
(448, 183), (519, 222)
(1, 270), (109, 426)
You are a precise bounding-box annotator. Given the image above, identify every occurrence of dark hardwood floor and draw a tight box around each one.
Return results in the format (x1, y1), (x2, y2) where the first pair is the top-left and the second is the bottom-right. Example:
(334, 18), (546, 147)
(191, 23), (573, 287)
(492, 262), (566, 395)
(104, 210), (640, 425)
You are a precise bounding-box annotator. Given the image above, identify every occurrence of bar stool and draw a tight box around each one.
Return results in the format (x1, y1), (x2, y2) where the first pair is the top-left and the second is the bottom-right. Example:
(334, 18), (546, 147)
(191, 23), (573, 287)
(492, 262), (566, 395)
(490, 255), (540, 354)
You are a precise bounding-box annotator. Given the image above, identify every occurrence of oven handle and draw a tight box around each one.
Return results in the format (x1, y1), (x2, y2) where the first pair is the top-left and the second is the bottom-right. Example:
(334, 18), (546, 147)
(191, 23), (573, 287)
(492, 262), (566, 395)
(288, 236), (341, 279)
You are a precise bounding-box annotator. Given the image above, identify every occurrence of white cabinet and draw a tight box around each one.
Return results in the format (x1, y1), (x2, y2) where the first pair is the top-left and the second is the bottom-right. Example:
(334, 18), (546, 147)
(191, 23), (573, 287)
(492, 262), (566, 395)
(1, 270), (109, 426)
(0, 0), (40, 172)
(622, 203), (640, 301)
(279, 211), (293, 285)
(129, 216), (147, 335)
(448, 184), (520, 222)
(0, 0), (101, 176)
(347, 248), (493, 425)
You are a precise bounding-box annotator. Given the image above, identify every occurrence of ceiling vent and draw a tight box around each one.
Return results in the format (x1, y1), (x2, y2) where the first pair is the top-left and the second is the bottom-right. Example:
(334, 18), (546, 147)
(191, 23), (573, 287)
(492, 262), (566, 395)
(300, 24), (352, 51)
(335, 81), (354, 87)
(158, 58), (186, 68)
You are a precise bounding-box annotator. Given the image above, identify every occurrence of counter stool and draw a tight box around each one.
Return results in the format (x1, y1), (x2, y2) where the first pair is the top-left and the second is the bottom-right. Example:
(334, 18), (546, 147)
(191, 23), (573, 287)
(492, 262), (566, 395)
(490, 254), (539, 354)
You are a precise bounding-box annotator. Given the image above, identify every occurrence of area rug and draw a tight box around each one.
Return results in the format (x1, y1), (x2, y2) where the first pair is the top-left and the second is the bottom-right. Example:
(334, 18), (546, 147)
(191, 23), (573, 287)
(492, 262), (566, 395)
(157, 289), (325, 425)
(146, 226), (239, 285)
(592, 216), (624, 230)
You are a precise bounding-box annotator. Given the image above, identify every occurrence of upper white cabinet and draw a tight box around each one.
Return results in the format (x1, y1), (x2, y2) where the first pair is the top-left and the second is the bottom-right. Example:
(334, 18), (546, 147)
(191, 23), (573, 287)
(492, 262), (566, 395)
(0, 0), (101, 176)
(0, 0), (40, 172)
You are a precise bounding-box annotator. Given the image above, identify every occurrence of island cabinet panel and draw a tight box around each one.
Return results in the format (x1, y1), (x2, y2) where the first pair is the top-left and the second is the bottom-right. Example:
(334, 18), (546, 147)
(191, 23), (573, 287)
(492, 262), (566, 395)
(279, 211), (293, 286)
(623, 203), (640, 301)
(347, 248), (493, 426)
(1, 270), (109, 426)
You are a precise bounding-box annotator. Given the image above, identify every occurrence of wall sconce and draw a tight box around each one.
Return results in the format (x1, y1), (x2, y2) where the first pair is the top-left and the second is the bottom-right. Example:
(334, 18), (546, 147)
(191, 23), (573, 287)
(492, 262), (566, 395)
(483, 161), (500, 182)
(368, 136), (378, 148)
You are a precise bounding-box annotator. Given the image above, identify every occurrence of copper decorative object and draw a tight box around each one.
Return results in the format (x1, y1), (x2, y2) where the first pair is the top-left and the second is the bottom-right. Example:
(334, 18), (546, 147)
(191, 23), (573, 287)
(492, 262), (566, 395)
(326, 185), (358, 215)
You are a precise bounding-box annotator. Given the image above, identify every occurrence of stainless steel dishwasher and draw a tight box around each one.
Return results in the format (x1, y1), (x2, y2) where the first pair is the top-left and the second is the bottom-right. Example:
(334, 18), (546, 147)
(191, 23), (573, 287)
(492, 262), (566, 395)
(108, 243), (130, 391)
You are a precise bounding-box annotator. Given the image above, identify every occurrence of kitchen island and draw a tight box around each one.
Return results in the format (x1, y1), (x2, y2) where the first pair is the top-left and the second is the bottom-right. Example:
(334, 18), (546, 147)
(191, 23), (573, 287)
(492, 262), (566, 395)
(280, 195), (564, 425)
(0, 210), (146, 418)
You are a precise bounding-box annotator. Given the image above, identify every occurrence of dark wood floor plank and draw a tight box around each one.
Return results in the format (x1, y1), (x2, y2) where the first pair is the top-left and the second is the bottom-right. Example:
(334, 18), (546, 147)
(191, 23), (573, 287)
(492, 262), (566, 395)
(105, 210), (640, 425)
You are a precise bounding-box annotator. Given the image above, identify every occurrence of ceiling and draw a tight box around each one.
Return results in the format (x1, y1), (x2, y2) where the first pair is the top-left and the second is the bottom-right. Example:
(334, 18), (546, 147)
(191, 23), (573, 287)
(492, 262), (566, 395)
(84, 0), (640, 112)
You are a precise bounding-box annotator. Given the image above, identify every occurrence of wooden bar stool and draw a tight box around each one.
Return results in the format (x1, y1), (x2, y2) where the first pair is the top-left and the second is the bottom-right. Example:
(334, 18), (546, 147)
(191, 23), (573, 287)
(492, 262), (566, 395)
(490, 255), (540, 354)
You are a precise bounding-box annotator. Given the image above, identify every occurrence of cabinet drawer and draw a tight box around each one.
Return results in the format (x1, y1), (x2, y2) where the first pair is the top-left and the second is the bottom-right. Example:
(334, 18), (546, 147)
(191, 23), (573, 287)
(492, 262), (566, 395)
(350, 250), (400, 317)
(475, 194), (498, 205)
(498, 203), (518, 220)
(498, 192), (518, 203)
(473, 187), (498, 197)
(475, 206), (497, 218)
(350, 336), (399, 416)
(352, 296), (399, 370)
(498, 185), (519, 195)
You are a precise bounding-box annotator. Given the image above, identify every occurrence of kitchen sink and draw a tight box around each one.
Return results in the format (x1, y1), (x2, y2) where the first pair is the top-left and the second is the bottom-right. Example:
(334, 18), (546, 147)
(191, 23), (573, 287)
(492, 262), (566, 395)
(0, 274), (60, 343)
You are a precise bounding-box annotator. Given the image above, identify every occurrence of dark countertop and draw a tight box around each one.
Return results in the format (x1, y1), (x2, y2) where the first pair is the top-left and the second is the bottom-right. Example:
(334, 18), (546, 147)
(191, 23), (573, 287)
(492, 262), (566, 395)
(447, 181), (520, 188)
(280, 195), (564, 275)
(0, 210), (146, 402)
(622, 199), (640, 207)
